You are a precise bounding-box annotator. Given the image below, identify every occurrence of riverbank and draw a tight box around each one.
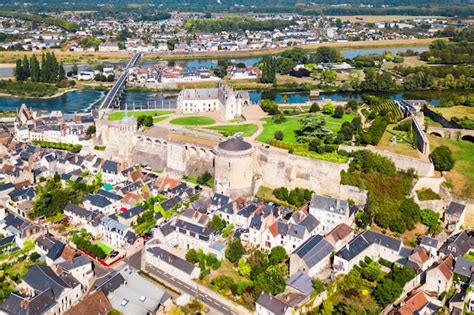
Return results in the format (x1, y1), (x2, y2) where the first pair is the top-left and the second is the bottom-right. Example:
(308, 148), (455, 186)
(0, 38), (437, 64)
(0, 88), (77, 99)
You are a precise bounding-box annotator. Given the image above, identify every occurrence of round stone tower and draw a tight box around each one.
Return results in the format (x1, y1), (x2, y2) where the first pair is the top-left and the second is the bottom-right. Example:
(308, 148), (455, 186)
(214, 137), (256, 198)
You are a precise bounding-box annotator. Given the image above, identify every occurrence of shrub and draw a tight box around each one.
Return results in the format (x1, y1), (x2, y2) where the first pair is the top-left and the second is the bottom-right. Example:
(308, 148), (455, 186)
(274, 130), (284, 141)
(309, 103), (321, 113)
(323, 102), (335, 115)
(272, 114), (287, 124)
(430, 146), (454, 171)
(225, 239), (245, 263)
(416, 188), (441, 201)
(333, 105), (345, 118)
(186, 249), (199, 264)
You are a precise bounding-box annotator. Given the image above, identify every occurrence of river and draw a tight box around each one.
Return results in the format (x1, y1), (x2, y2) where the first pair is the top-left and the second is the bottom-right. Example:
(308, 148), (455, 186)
(0, 88), (460, 113)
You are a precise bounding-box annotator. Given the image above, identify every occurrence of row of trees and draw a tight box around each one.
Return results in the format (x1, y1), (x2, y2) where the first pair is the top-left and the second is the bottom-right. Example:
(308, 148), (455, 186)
(14, 52), (65, 83)
(183, 16), (295, 33)
(272, 187), (313, 207)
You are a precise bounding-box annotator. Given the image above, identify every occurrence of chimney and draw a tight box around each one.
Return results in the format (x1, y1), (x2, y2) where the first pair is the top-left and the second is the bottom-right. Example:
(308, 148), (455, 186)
(20, 299), (29, 309)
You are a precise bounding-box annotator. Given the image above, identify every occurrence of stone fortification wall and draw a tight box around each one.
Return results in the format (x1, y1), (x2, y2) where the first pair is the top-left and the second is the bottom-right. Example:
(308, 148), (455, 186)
(340, 145), (434, 177)
(256, 145), (348, 197)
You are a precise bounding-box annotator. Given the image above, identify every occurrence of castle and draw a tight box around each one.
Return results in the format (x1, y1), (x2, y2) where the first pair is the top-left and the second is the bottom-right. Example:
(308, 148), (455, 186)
(176, 82), (250, 120)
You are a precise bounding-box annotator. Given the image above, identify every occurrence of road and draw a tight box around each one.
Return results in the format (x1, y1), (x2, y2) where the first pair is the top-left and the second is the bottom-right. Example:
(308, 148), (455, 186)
(99, 52), (141, 110)
(145, 264), (238, 315)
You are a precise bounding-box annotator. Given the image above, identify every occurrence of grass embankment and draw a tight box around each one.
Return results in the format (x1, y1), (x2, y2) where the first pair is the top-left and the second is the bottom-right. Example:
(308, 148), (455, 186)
(170, 116), (216, 126)
(205, 124), (258, 137)
(428, 134), (474, 199)
(107, 110), (175, 121)
(257, 112), (355, 144)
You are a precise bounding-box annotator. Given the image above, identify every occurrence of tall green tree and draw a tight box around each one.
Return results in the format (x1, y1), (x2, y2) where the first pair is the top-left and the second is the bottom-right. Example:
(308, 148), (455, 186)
(30, 55), (40, 82)
(259, 55), (276, 84)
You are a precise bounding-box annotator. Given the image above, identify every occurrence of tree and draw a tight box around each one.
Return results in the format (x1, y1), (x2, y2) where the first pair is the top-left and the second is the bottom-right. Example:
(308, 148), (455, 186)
(274, 130), (284, 141)
(30, 55), (40, 82)
(420, 209), (442, 234)
(322, 69), (337, 85)
(208, 214), (226, 231)
(256, 265), (286, 295)
(430, 146), (454, 171)
(276, 57), (295, 75)
(186, 249), (200, 264)
(374, 279), (402, 307)
(333, 105), (345, 118)
(323, 102), (335, 115)
(166, 39), (176, 51)
(86, 125), (96, 137)
(309, 103), (320, 113)
(259, 55), (276, 84)
(225, 238), (245, 263)
(260, 99), (280, 115)
(269, 246), (286, 264)
(238, 258), (252, 277)
(312, 279), (325, 294)
(58, 62), (66, 82)
(197, 171), (212, 185)
(72, 64), (78, 76)
(210, 275), (234, 293)
(311, 46), (342, 63)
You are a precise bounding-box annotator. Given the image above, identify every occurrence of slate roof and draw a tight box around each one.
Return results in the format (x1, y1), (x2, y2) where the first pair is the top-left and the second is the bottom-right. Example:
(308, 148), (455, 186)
(0, 289), (56, 315)
(445, 202), (466, 217)
(286, 270), (314, 296)
(23, 265), (71, 298)
(102, 160), (118, 174)
(119, 205), (144, 219)
(97, 189), (122, 201)
(146, 246), (197, 275)
(294, 234), (334, 268)
(218, 138), (252, 152)
(86, 194), (112, 208)
(160, 196), (181, 211)
(256, 293), (288, 315)
(310, 194), (348, 215)
(439, 231), (473, 257)
(211, 193), (230, 207)
(58, 255), (91, 271)
(336, 230), (401, 261)
(454, 257), (474, 278)
(420, 236), (439, 248)
(94, 272), (126, 296)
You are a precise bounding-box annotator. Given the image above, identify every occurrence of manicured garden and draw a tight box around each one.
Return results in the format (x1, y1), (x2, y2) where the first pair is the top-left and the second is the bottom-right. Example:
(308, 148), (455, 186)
(257, 112), (356, 144)
(107, 110), (174, 121)
(96, 242), (113, 256)
(205, 124), (258, 137)
(170, 116), (216, 126)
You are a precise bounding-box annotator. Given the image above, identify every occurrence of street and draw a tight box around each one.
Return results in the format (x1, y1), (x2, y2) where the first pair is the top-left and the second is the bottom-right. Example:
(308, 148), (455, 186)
(145, 264), (238, 315)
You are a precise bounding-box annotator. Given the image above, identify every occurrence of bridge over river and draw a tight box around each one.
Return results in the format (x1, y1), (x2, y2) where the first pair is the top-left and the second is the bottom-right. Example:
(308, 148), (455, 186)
(99, 52), (141, 110)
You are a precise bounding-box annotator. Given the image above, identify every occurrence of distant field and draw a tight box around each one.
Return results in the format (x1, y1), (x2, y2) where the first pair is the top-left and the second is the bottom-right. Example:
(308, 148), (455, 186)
(331, 15), (442, 23)
(107, 110), (174, 121)
(432, 106), (474, 120)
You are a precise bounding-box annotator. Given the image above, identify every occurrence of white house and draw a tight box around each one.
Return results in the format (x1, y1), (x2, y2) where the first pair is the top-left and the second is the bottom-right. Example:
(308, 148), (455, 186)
(145, 245), (200, 281)
(309, 194), (352, 233)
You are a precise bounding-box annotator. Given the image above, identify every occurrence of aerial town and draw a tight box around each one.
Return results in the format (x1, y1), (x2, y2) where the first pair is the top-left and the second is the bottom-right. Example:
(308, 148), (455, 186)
(0, 1), (473, 315)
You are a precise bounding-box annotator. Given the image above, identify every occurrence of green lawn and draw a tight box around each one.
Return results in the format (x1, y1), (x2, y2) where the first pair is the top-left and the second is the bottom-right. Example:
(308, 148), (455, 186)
(257, 113), (355, 144)
(170, 116), (216, 126)
(206, 124), (258, 137)
(428, 134), (474, 199)
(96, 242), (113, 255)
(107, 110), (175, 121)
